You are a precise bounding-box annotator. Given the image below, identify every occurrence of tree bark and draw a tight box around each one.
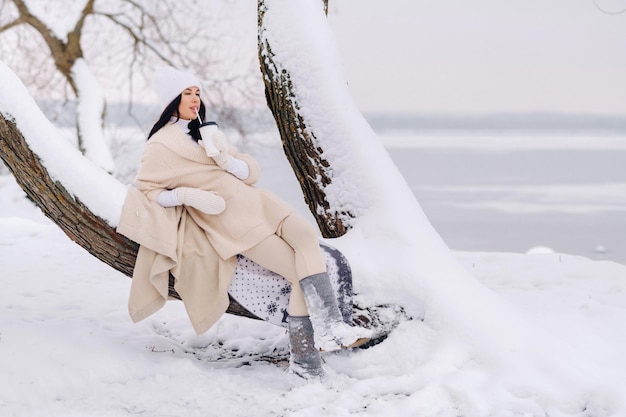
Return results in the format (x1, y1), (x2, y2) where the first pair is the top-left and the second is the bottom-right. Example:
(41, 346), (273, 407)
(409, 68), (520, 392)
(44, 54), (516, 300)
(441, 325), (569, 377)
(258, 0), (351, 239)
(0, 115), (134, 274)
(0, 113), (259, 320)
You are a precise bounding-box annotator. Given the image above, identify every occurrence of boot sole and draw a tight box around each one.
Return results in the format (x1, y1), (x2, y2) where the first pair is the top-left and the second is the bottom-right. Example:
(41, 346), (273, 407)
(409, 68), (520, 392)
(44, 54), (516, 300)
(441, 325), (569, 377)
(318, 337), (371, 352)
(344, 337), (371, 349)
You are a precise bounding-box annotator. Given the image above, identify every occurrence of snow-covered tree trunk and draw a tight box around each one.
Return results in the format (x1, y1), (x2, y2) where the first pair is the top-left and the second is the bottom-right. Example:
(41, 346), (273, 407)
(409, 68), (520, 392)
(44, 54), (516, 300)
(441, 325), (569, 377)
(257, 0), (442, 250)
(258, 0), (346, 237)
(71, 59), (114, 171)
(0, 113), (135, 274)
(256, 0), (461, 307)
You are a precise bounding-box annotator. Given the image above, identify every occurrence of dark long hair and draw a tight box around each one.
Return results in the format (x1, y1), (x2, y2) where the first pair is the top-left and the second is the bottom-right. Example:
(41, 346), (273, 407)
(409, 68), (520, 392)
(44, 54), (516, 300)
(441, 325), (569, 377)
(147, 95), (207, 141)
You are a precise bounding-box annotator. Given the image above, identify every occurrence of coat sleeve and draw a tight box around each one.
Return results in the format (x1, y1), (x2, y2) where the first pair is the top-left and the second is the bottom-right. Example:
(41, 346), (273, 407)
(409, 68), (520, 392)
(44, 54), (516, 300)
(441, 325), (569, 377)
(116, 185), (180, 260)
(135, 143), (180, 202)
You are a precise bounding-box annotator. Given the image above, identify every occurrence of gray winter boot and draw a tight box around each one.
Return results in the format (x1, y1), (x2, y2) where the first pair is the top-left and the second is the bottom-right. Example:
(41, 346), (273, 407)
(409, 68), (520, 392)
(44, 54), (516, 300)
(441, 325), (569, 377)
(300, 273), (372, 352)
(288, 316), (324, 379)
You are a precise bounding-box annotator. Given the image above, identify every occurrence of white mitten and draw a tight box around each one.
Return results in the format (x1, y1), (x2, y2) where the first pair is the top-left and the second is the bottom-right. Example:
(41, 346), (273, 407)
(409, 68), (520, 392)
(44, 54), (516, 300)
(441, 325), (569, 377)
(176, 187), (225, 214)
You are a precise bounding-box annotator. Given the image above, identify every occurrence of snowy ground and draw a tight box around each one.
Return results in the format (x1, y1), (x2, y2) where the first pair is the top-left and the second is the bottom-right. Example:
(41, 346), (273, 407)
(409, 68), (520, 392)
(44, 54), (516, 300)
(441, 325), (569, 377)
(1, 129), (626, 416)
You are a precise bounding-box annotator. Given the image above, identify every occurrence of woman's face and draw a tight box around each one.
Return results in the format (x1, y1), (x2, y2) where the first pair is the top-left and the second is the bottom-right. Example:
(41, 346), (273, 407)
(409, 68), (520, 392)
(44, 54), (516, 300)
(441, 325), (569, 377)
(177, 86), (201, 120)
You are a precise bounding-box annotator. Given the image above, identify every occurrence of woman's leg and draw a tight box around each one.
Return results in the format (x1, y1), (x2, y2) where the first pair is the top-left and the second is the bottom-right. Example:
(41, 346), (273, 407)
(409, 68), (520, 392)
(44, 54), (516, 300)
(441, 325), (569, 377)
(241, 233), (298, 281)
(275, 214), (326, 279)
(287, 285), (308, 317)
(244, 214), (370, 351)
(240, 234), (308, 316)
(276, 216), (372, 351)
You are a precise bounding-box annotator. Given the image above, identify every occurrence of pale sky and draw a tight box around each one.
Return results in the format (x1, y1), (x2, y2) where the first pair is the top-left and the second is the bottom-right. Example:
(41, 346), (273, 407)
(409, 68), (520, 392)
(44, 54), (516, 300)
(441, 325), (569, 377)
(328, 0), (626, 115)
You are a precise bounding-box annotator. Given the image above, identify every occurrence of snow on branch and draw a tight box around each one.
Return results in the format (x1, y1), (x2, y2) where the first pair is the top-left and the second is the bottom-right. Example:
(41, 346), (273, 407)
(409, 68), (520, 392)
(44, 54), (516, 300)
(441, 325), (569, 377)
(0, 61), (126, 225)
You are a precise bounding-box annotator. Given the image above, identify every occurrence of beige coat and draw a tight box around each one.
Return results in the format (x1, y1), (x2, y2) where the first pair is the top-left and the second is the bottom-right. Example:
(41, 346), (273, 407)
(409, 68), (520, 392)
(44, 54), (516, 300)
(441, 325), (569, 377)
(117, 186), (236, 334)
(116, 123), (293, 334)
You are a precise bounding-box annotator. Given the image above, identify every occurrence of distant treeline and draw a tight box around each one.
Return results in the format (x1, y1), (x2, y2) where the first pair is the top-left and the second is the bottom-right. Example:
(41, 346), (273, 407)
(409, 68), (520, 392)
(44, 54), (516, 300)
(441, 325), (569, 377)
(38, 100), (626, 133)
(365, 112), (626, 133)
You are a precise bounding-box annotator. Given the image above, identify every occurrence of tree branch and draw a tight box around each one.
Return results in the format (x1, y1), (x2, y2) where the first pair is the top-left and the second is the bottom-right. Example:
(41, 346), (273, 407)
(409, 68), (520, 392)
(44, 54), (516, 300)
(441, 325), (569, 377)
(70, 0), (96, 39)
(592, 0), (626, 15)
(11, 0), (80, 80)
(0, 17), (23, 33)
(94, 12), (179, 67)
(12, 0), (61, 45)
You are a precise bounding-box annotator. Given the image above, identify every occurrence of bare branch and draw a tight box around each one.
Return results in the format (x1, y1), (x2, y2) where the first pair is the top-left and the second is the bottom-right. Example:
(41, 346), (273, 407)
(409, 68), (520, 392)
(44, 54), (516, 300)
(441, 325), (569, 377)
(94, 12), (179, 66)
(12, 0), (61, 43)
(71, 0), (96, 38)
(11, 0), (80, 81)
(593, 0), (626, 15)
(0, 17), (23, 33)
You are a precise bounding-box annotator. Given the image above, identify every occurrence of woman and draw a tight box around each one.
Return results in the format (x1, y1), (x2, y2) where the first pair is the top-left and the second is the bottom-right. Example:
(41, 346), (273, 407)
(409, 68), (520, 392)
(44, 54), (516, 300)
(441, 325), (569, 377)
(127, 66), (371, 378)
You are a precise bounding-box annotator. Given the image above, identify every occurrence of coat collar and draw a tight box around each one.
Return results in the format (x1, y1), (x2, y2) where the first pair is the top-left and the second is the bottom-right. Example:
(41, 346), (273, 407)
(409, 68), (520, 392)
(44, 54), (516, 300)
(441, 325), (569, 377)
(149, 123), (215, 164)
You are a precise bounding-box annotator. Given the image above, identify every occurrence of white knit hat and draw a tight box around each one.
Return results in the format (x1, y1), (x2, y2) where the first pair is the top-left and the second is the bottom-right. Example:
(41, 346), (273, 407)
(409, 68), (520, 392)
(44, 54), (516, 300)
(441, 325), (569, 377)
(153, 66), (202, 109)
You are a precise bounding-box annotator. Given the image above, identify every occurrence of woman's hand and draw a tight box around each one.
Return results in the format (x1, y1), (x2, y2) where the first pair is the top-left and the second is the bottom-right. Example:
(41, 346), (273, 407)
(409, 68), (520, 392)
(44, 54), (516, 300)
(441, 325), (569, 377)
(176, 187), (225, 214)
(199, 130), (231, 169)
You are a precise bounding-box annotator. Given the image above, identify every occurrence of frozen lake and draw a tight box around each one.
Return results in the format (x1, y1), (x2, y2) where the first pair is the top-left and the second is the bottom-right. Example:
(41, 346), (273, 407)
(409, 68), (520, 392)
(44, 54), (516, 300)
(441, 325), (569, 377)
(257, 131), (626, 265)
(385, 133), (625, 265)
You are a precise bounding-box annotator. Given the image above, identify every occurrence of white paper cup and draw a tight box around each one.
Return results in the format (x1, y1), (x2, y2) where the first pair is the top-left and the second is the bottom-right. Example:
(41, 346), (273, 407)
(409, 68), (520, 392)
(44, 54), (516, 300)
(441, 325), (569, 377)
(199, 122), (220, 157)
